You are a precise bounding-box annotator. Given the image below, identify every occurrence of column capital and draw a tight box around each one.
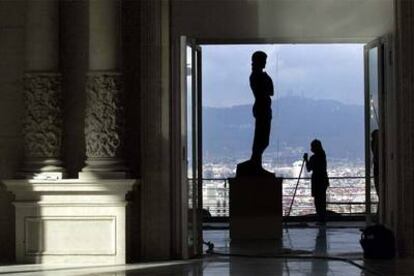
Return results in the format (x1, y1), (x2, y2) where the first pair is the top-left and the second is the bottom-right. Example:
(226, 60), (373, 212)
(80, 71), (128, 179)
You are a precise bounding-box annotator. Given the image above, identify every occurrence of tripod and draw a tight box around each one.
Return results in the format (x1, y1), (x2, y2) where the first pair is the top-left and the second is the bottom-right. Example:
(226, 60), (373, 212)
(286, 158), (306, 218)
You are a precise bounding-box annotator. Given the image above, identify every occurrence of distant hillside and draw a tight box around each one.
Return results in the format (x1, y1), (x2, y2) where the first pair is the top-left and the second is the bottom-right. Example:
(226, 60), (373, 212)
(203, 96), (364, 162)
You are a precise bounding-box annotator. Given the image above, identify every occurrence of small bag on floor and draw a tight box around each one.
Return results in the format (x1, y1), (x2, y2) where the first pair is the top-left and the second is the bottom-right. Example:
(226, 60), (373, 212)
(360, 224), (395, 259)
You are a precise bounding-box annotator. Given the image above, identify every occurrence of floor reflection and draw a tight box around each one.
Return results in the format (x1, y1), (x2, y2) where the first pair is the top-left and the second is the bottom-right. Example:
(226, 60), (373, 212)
(311, 227), (328, 275)
(1, 224), (391, 276)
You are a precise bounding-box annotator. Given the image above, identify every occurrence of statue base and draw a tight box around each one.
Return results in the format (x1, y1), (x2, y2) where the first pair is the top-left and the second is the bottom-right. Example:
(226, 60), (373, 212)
(236, 160), (274, 177)
(229, 176), (283, 240)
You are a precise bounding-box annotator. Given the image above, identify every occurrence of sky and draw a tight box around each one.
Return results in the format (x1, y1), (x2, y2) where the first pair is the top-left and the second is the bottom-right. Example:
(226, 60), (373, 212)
(202, 44), (365, 107)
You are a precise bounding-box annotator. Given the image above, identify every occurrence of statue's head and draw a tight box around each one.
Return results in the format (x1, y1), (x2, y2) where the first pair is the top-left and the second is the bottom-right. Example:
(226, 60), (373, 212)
(252, 51), (267, 70)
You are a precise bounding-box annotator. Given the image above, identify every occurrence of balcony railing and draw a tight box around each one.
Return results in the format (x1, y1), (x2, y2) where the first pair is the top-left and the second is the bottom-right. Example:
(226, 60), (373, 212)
(201, 177), (378, 217)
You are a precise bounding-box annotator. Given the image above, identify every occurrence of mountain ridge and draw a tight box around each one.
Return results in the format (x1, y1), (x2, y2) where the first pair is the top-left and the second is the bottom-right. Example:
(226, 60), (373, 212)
(203, 96), (364, 162)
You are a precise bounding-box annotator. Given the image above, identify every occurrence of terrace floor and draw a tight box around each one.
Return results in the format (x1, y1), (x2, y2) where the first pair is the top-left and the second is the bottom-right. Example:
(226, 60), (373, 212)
(1, 222), (414, 275)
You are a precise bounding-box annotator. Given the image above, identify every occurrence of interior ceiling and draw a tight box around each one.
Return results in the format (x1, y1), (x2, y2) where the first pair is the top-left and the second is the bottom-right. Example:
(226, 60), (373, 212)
(172, 0), (394, 42)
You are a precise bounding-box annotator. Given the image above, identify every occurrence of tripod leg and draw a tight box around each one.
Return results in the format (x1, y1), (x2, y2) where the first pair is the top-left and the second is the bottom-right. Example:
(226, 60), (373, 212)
(286, 159), (305, 217)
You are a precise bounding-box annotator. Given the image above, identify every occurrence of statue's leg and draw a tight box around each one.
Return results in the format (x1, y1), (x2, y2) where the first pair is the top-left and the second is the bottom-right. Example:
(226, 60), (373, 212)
(251, 118), (271, 167)
(251, 119), (261, 165)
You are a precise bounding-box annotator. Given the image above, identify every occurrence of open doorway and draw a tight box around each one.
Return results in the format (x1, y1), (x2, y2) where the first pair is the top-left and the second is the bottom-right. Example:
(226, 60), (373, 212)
(201, 44), (374, 221)
(180, 40), (390, 258)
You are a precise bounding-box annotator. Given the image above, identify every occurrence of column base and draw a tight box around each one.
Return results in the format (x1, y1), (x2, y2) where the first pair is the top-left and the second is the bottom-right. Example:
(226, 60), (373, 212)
(3, 179), (137, 265)
(78, 171), (128, 179)
(80, 158), (128, 179)
(17, 158), (66, 180)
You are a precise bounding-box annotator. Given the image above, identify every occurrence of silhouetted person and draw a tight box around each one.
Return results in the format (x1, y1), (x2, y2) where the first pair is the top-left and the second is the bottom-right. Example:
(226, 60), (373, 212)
(303, 139), (329, 224)
(249, 51), (274, 174)
(371, 129), (379, 197)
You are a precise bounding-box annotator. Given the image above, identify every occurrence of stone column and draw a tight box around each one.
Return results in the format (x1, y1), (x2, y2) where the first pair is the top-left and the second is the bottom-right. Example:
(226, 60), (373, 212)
(20, 0), (64, 179)
(80, 0), (127, 179)
(389, 0), (414, 257)
(138, 0), (172, 259)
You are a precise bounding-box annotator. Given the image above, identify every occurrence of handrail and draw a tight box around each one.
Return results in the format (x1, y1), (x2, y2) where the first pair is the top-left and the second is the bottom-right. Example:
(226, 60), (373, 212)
(198, 176), (378, 217)
(199, 176), (367, 181)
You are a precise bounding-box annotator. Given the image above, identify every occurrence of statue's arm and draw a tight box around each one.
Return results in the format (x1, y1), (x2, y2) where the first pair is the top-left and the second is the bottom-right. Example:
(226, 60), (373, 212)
(265, 74), (274, 96)
(269, 77), (274, 96)
(249, 74), (260, 97)
(306, 156), (314, 172)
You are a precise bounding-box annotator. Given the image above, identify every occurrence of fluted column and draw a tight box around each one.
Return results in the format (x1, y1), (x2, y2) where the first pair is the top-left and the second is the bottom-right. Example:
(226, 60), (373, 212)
(390, 0), (414, 257)
(80, 0), (127, 179)
(138, 0), (171, 259)
(20, 0), (64, 179)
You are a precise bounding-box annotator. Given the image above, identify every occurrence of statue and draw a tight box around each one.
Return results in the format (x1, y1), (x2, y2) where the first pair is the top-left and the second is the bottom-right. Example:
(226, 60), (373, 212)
(237, 51), (274, 177)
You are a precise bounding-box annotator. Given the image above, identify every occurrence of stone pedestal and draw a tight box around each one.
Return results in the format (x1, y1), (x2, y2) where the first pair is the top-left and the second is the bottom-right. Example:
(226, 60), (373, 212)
(3, 179), (136, 264)
(229, 176), (283, 240)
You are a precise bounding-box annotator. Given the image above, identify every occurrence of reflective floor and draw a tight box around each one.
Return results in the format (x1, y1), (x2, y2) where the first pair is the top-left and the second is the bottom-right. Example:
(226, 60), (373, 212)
(1, 223), (413, 275)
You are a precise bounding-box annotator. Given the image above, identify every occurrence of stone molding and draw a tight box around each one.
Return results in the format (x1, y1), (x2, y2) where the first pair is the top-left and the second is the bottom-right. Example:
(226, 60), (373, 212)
(85, 72), (124, 159)
(4, 179), (137, 200)
(23, 72), (63, 159)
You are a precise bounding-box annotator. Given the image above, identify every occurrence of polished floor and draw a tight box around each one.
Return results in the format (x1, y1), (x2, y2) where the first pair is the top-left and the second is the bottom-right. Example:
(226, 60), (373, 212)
(1, 223), (413, 275)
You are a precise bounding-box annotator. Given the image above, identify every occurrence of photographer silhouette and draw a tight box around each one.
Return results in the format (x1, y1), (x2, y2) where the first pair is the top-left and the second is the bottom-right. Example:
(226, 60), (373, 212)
(303, 140), (329, 224)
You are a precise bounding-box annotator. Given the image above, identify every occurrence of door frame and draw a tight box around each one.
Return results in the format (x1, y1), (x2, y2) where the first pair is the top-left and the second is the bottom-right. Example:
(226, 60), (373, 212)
(170, 37), (387, 258)
(171, 36), (203, 259)
(364, 35), (393, 223)
(364, 39), (381, 220)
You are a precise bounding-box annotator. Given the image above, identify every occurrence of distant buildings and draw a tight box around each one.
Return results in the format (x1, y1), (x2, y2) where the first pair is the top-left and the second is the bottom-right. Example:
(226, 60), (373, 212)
(201, 159), (372, 217)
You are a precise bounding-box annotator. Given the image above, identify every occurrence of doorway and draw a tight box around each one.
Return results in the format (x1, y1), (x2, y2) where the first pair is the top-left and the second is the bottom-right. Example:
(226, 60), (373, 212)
(179, 39), (391, 257)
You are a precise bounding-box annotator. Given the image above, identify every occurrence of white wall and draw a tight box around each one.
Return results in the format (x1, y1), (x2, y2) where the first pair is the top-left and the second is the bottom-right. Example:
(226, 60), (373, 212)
(172, 0), (394, 42)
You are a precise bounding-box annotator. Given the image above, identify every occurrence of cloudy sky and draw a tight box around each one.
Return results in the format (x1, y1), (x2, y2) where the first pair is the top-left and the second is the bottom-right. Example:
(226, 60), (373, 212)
(202, 44), (364, 107)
